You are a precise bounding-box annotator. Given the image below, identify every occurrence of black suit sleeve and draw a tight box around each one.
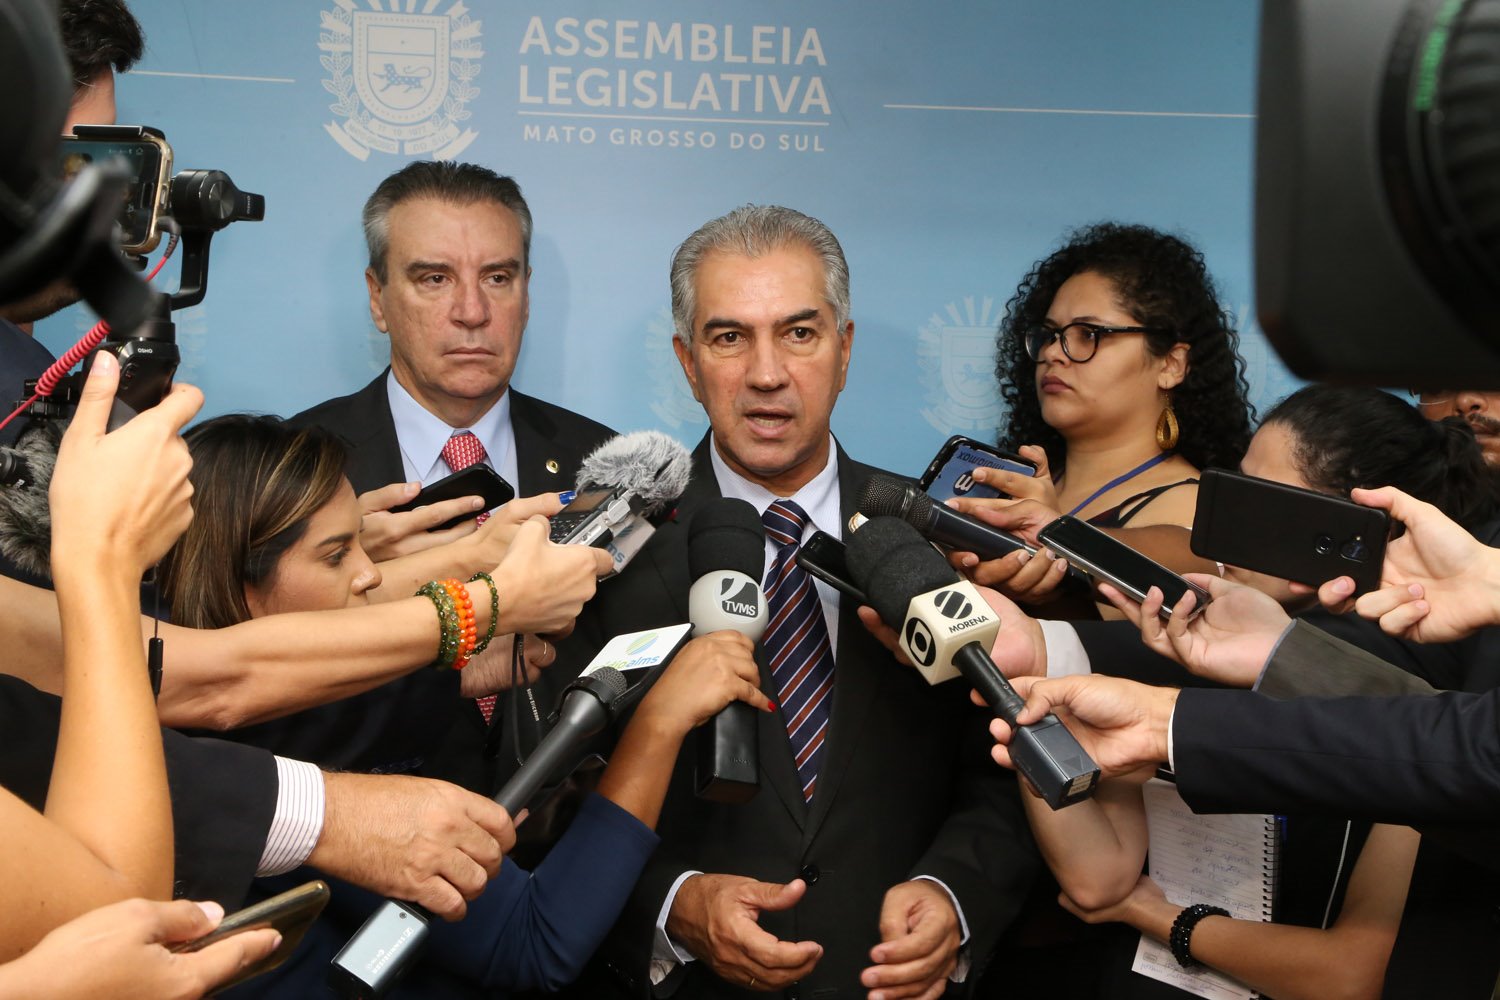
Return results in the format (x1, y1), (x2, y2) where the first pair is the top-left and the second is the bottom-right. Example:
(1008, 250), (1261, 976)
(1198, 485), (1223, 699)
(1172, 685), (1500, 825)
(0, 676), (277, 908)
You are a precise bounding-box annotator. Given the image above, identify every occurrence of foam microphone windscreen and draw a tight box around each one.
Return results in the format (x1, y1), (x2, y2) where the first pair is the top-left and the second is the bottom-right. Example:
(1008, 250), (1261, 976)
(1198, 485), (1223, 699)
(688, 498), (764, 581)
(575, 430), (692, 516)
(845, 516), (960, 627)
(856, 473), (937, 532)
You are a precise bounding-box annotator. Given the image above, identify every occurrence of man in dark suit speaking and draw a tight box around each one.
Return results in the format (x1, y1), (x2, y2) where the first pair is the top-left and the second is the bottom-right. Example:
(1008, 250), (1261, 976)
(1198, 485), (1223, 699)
(565, 206), (1036, 999)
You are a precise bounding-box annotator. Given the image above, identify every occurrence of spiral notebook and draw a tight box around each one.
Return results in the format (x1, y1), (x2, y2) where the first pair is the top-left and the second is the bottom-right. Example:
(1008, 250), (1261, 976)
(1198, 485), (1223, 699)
(1130, 777), (1278, 1000)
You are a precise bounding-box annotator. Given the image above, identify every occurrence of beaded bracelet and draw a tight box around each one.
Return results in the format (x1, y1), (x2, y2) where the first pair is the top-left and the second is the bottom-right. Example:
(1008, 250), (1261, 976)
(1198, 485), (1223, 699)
(1169, 903), (1229, 968)
(468, 571), (500, 655)
(440, 578), (478, 670)
(415, 580), (462, 669)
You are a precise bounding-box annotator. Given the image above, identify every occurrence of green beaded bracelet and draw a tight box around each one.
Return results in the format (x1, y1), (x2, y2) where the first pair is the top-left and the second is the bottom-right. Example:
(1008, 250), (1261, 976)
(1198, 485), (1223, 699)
(416, 580), (462, 669)
(468, 571), (500, 655)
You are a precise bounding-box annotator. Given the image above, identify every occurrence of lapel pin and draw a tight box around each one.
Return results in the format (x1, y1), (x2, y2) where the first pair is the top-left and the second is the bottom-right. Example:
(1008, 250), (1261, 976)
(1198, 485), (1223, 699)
(545, 459), (560, 475)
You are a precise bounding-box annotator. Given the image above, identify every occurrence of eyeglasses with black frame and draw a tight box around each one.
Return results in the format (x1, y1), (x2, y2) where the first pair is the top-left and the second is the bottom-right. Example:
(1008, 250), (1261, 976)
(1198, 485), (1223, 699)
(1024, 322), (1158, 363)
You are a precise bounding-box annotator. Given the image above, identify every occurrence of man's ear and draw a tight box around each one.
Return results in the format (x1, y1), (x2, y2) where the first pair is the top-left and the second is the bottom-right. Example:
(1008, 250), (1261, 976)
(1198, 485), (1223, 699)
(366, 268), (388, 333)
(672, 334), (702, 402)
(836, 320), (854, 392)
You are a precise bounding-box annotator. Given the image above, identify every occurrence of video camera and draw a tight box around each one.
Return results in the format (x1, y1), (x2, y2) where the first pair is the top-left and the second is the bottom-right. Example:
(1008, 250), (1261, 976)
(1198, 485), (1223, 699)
(17, 125), (264, 430)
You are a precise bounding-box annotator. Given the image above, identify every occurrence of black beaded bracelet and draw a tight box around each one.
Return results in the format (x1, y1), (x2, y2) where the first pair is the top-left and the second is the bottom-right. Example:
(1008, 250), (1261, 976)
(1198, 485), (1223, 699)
(1169, 903), (1229, 968)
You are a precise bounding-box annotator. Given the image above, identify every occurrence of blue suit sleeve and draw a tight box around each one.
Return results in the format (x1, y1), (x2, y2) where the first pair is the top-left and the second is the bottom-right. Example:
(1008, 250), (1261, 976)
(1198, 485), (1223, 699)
(424, 791), (659, 992)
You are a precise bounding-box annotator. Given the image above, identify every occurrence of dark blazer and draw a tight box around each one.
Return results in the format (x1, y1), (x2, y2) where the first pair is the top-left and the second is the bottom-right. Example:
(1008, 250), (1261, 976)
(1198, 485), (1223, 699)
(275, 372), (615, 786)
(288, 370), (614, 498)
(0, 674), (277, 907)
(556, 437), (1037, 1000)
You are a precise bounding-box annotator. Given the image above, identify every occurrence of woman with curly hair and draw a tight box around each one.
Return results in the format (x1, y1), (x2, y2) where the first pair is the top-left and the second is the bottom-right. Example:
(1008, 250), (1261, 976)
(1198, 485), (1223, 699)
(949, 222), (1255, 608)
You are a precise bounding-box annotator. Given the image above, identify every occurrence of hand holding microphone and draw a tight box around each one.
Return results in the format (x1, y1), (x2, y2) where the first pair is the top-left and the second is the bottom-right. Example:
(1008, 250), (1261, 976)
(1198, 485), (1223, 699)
(686, 498), (770, 803)
(845, 516), (1099, 809)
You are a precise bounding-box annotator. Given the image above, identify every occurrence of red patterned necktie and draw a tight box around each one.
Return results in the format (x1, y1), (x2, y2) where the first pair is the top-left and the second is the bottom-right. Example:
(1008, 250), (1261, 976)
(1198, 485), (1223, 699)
(440, 431), (498, 723)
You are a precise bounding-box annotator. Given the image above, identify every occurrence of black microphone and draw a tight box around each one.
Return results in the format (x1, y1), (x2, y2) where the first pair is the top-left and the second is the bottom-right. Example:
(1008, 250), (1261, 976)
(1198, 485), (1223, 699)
(328, 668), (629, 999)
(846, 517), (1099, 809)
(686, 498), (768, 803)
(857, 473), (1035, 561)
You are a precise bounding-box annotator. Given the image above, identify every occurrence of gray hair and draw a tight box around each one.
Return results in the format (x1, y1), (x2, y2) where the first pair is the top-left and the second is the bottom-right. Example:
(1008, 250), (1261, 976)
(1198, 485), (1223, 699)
(669, 205), (850, 344)
(362, 161), (533, 283)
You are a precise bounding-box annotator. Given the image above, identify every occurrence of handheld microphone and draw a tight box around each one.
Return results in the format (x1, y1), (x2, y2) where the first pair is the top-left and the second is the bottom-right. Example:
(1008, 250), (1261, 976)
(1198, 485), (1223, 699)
(857, 473), (1036, 561)
(554, 431), (692, 577)
(686, 498), (768, 803)
(846, 517), (1099, 809)
(328, 668), (629, 999)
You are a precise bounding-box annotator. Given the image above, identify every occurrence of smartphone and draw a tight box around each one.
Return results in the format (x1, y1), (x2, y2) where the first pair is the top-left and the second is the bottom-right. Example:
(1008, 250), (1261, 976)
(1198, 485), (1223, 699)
(61, 125), (172, 253)
(392, 465), (515, 531)
(1191, 468), (1391, 595)
(171, 880), (330, 993)
(796, 530), (868, 603)
(919, 435), (1038, 501)
(1038, 515), (1211, 620)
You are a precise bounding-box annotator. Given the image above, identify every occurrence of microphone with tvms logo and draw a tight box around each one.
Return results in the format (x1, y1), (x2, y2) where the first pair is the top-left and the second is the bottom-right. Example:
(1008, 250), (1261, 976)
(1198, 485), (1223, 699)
(687, 497), (769, 803)
(846, 516), (1099, 810)
(328, 668), (630, 999)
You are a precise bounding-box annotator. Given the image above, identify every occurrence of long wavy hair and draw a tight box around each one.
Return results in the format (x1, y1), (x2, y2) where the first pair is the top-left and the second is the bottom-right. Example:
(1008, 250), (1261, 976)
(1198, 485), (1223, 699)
(995, 222), (1255, 474)
(1264, 385), (1500, 531)
(156, 415), (349, 629)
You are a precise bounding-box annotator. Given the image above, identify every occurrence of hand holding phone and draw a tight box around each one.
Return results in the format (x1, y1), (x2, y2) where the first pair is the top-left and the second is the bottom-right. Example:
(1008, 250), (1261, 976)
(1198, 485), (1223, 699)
(170, 881), (330, 993)
(919, 435), (1038, 501)
(391, 465), (516, 532)
(1191, 468), (1390, 595)
(1038, 516), (1211, 621)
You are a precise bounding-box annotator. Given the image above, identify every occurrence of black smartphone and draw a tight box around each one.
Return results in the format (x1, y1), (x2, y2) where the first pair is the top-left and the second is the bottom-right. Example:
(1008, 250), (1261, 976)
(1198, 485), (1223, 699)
(1038, 515), (1211, 620)
(392, 465), (515, 531)
(918, 435), (1038, 501)
(1191, 468), (1391, 595)
(796, 530), (867, 603)
(171, 880), (330, 994)
(60, 125), (172, 253)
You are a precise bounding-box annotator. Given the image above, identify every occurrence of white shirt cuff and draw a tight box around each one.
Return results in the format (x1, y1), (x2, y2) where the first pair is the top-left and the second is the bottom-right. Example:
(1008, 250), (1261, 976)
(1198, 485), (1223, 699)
(1038, 620), (1092, 677)
(256, 757), (326, 877)
(1166, 703), (1178, 772)
(911, 875), (972, 982)
(649, 870), (703, 984)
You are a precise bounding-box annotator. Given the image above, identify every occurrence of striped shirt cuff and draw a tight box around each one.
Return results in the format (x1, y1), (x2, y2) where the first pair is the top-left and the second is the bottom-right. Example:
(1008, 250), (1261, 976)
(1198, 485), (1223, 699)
(256, 757), (326, 877)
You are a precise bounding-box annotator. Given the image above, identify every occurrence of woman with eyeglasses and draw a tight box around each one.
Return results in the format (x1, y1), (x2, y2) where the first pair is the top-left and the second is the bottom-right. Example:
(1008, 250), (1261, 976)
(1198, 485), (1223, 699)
(948, 222), (1255, 611)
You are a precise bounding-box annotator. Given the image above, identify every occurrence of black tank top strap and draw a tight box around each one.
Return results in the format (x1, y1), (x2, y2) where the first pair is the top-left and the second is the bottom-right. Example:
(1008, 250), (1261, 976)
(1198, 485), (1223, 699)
(1086, 478), (1199, 528)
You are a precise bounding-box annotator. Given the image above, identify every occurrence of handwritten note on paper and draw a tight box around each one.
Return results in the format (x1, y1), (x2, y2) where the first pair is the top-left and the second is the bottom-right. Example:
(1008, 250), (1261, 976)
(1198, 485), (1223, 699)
(1129, 778), (1275, 1000)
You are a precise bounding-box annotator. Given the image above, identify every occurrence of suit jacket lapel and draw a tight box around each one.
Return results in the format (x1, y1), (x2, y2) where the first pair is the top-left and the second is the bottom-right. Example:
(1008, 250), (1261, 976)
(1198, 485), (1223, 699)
(346, 373), (406, 492)
(510, 390), (571, 497)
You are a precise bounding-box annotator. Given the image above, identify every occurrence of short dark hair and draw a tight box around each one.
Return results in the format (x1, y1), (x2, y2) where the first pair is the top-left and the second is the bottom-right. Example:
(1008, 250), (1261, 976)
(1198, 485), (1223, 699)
(1263, 385), (1500, 531)
(60, 0), (144, 87)
(362, 161), (533, 282)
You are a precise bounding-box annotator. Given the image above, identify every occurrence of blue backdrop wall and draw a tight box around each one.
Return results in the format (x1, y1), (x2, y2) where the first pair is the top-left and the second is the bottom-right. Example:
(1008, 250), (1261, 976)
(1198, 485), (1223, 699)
(39, 0), (1298, 479)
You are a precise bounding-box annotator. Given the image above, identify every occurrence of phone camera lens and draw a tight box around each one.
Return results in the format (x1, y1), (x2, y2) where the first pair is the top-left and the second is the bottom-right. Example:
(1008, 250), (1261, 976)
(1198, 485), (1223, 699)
(1340, 537), (1369, 562)
(1315, 534), (1334, 555)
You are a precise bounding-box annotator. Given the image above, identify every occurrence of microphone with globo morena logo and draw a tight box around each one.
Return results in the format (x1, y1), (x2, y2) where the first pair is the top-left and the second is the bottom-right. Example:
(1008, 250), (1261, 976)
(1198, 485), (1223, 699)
(686, 497), (769, 804)
(845, 516), (1100, 809)
(558, 431), (692, 577)
(328, 667), (630, 999)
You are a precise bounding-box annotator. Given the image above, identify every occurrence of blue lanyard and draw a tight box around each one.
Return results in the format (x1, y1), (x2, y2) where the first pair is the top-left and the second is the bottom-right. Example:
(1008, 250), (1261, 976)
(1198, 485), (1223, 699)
(1064, 452), (1172, 517)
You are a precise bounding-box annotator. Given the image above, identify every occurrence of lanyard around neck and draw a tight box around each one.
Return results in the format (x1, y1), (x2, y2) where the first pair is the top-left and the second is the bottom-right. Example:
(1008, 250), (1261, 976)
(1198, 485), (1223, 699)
(1064, 451), (1171, 518)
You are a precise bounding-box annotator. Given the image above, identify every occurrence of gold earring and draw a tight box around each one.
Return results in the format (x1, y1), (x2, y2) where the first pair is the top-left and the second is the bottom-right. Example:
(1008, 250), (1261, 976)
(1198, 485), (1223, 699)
(1156, 402), (1179, 451)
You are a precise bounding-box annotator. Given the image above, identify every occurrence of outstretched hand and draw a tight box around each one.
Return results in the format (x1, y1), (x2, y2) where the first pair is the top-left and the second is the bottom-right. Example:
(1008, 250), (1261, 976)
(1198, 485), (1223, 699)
(1099, 576), (1290, 688)
(989, 674), (1177, 778)
(1347, 486), (1500, 642)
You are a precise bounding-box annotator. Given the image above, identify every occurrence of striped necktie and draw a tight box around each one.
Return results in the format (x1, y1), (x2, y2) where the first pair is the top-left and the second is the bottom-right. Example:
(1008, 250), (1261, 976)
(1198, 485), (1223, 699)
(762, 500), (835, 801)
